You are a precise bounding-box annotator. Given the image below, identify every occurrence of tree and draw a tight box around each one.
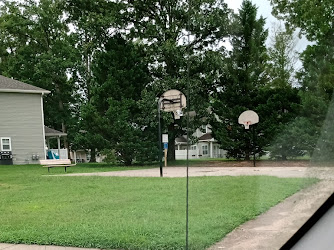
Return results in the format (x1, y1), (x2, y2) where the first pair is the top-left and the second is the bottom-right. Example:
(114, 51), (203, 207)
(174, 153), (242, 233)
(267, 24), (298, 88)
(211, 0), (269, 160)
(271, 0), (334, 159)
(64, 0), (120, 161)
(271, 0), (333, 43)
(88, 35), (155, 165)
(265, 24), (302, 159)
(120, 0), (232, 160)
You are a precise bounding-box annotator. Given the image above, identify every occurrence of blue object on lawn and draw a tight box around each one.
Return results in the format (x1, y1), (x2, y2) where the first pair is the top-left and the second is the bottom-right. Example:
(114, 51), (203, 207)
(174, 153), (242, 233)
(47, 150), (59, 159)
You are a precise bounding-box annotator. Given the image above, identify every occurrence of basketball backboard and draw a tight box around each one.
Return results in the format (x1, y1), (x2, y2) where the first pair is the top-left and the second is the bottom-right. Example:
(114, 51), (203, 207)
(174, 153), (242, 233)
(160, 89), (186, 112)
(238, 110), (259, 129)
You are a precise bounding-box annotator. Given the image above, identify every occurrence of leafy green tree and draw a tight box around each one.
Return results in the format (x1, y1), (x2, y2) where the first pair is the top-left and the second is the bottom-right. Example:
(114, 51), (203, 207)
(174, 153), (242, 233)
(211, 0), (299, 160)
(271, 0), (334, 159)
(64, 0), (119, 99)
(271, 0), (333, 42)
(264, 24), (303, 159)
(296, 42), (334, 160)
(64, 0), (120, 161)
(267, 24), (298, 88)
(120, 0), (232, 160)
(311, 99), (334, 162)
(89, 35), (155, 165)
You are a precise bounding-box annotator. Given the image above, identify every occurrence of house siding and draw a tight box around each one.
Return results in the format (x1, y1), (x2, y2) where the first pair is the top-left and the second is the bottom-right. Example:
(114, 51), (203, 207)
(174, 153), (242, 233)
(0, 92), (45, 164)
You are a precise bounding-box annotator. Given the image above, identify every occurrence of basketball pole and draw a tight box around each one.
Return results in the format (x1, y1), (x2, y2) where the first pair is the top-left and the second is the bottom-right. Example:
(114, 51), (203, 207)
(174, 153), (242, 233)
(158, 99), (163, 177)
(185, 0), (192, 249)
(253, 125), (256, 167)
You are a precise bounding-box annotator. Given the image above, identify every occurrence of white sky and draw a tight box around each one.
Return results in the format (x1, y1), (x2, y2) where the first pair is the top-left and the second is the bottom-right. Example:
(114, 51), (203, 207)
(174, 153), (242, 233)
(225, 0), (310, 54)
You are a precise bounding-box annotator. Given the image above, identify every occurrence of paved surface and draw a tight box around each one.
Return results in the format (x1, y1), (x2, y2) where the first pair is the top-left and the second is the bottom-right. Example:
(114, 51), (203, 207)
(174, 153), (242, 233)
(3, 163), (334, 250)
(208, 180), (334, 250)
(55, 166), (334, 180)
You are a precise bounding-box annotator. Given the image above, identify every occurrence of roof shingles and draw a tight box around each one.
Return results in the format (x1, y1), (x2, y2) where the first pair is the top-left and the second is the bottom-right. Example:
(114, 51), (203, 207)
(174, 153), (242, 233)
(0, 75), (50, 94)
(199, 133), (213, 141)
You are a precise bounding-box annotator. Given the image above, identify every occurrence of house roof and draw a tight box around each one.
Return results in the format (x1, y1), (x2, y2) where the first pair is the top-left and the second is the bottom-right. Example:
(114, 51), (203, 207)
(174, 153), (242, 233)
(0, 75), (50, 94)
(198, 133), (214, 141)
(44, 126), (67, 137)
(175, 136), (187, 144)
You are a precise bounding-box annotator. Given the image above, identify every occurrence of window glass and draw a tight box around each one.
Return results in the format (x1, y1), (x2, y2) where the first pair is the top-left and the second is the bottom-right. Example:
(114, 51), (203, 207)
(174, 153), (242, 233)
(202, 145), (208, 155)
(1, 138), (11, 151)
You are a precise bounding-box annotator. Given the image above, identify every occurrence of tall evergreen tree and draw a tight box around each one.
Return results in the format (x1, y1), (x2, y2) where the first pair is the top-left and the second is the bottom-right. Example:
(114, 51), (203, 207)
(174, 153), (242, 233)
(211, 0), (270, 159)
(87, 35), (154, 165)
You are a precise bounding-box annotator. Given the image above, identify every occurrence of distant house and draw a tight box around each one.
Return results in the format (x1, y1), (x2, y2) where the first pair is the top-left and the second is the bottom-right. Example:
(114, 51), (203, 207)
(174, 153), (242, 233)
(0, 75), (50, 164)
(175, 125), (225, 159)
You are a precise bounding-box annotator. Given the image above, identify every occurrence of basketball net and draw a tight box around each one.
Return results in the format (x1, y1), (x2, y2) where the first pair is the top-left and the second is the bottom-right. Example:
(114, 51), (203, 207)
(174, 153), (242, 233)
(244, 121), (251, 129)
(173, 110), (183, 120)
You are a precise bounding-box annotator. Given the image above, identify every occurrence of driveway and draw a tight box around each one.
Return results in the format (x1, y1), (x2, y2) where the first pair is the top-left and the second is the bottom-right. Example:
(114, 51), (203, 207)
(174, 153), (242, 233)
(58, 165), (334, 180)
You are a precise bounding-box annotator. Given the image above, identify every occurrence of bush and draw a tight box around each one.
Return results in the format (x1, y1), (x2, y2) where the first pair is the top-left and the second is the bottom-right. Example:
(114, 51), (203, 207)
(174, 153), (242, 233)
(101, 149), (117, 164)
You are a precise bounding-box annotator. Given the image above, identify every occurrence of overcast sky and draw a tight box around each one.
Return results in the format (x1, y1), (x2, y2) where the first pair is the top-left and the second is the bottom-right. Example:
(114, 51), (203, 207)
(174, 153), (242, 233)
(225, 0), (310, 53)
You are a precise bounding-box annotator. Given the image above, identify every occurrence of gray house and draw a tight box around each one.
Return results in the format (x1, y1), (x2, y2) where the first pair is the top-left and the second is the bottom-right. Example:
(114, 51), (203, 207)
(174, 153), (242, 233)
(0, 75), (50, 164)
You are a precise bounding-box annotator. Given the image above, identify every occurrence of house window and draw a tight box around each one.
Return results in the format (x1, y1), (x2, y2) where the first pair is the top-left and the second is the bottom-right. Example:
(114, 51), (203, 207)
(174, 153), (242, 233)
(190, 145), (197, 150)
(201, 125), (209, 133)
(202, 145), (208, 155)
(1, 138), (11, 151)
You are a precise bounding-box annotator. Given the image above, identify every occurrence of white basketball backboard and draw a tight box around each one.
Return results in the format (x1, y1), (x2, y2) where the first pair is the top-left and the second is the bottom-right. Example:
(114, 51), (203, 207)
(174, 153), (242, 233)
(238, 110), (259, 129)
(160, 89), (187, 112)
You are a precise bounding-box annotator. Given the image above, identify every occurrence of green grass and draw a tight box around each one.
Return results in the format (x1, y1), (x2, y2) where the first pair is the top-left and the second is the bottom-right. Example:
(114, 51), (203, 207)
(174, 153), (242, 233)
(36, 163), (152, 175)
(0, 165), (317, 250)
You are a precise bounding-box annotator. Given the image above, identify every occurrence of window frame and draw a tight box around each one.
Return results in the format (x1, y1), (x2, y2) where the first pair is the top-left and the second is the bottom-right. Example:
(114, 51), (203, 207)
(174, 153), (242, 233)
(202, 144), (208, 155)
(1, 137), (12, 151)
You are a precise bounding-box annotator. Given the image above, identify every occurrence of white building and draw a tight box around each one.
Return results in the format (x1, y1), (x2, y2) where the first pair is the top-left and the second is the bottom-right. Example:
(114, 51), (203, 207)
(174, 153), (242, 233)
(175, 125), (225, 160)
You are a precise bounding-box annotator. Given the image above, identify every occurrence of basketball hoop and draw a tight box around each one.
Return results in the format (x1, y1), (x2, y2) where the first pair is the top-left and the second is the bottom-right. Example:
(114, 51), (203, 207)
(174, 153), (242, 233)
(238, 110), (259, 129)
(238, 110), (260, 168)
(158, 89), (187, 177)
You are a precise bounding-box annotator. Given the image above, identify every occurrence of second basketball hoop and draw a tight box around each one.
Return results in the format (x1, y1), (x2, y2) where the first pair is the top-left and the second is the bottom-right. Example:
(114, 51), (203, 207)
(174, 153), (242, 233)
(238, 110), (259, 129)
(159, 89), (187, 119)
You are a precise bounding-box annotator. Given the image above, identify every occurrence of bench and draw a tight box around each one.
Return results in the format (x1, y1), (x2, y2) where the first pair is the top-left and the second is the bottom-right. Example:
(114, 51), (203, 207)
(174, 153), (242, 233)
(40, 159), (76, 172)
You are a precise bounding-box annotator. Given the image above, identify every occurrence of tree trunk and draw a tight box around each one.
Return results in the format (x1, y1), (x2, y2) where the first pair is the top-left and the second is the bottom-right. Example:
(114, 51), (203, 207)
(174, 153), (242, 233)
(167, 125), (176, 161)
(167, 137), (176, 161)
(90, 148), (96, 162)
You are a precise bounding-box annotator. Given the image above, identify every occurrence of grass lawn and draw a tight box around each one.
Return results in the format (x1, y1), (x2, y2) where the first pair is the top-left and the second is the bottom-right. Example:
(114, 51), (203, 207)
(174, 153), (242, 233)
(44, 163), (153, 174)
(0, 165), (317, 250)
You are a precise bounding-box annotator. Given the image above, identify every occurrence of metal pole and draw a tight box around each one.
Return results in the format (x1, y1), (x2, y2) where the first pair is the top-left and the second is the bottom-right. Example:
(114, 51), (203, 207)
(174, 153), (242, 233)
(57, 136), (61, 159)
(186, 1), (192, 248)
(164, 148), (167, 167)
(253, 125), (256, 167)
(158, 100), (163, 177)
